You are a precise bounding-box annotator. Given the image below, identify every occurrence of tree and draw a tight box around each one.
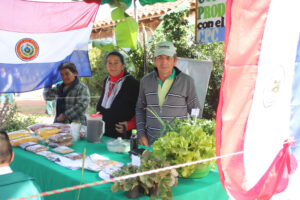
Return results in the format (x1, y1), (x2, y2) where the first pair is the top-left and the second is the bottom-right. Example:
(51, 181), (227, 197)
(80, 48), (108, 109)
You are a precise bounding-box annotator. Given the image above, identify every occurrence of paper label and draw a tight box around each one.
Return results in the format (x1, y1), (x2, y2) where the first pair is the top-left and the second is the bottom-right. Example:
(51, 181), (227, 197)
(131, 154), (141, 167)
(191, 108), (200, 117)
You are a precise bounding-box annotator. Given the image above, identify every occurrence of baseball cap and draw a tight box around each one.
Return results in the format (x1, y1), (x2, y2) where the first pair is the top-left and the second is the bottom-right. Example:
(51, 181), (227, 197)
(154, 41), (176, 57)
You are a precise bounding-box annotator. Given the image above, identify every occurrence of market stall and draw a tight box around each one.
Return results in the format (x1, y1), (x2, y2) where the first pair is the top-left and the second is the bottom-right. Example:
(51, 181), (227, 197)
(11, 136), (229, 200)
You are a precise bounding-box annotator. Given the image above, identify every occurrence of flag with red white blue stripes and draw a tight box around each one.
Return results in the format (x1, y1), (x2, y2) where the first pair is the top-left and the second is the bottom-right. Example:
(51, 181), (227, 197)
(0, 0), (100, 93)
(216, 0), (300, 199)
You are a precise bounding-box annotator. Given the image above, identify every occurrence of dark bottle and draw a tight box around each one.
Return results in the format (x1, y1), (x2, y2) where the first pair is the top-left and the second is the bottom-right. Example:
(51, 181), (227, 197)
(130, 129), (138, 151)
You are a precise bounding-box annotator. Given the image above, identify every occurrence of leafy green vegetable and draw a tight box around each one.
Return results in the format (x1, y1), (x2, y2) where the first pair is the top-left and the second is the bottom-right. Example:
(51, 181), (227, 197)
(111, 165), (139, 193)
(152, 118), (216, 177)
(139, 151), (178, 200)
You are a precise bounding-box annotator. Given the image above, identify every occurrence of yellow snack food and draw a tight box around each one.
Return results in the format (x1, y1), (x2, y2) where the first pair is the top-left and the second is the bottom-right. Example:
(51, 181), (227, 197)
(35, 127), (60, 139)
(8, 130), (32, 139)
(10, 136), (38, 147)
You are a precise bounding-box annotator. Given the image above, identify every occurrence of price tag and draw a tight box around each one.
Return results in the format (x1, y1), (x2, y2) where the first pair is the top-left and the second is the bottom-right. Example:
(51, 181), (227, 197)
(191, 108), (200, 117)
(131, 154), (141, 167)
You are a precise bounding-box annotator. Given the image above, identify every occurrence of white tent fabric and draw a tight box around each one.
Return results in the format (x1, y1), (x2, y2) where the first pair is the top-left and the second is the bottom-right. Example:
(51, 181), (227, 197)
(177, 57), (213, 117)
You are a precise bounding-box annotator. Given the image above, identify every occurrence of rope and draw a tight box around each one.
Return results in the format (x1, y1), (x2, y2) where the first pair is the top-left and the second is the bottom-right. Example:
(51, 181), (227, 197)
(9, 150), (244, 200)
(9, 138), (300, 200)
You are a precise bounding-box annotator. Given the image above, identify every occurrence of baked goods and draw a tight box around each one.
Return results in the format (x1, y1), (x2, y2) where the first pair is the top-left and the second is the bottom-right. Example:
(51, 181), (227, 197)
(28, 123), (50, 132)
(52, 146), (74, 154)
(48, 132), (73, 147)
(36, 150), (55, 158)
(64, 152), (83, 160)
(19, 142), (38, 150)
(26, 144), (49, 153)
(48, 132), (72, 143)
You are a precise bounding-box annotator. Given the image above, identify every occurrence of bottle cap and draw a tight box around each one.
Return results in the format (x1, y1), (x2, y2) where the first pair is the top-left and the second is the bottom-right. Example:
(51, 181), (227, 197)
(89, 113), (102, 118)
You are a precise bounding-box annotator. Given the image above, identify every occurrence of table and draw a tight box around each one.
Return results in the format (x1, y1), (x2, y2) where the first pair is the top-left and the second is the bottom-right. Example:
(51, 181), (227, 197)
(11, 137), (229, 200)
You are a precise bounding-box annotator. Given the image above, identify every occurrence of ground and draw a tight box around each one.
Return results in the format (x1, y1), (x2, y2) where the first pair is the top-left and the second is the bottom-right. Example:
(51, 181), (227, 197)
(14, 89), (54, 123)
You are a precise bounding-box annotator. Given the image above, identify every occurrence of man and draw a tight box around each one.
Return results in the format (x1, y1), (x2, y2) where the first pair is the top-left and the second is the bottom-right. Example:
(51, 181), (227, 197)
(136, 41), (200, 146)
(0, 130), (43, 200)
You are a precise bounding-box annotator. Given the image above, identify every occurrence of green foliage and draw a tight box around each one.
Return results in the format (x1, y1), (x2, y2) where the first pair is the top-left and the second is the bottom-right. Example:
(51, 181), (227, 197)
(114, 17), (138, 49)
(81, 48), (108, 108)
(139, 150), (178, 200)
(199, 43), (224, 119)
(111, 165), (139, 192)
(0, 101), (16, 130)
(152, 118), (216, 177)
(4, 113), (38, 132)
(127, 45), (155, 81)
(92, 41), (117, 52)
(108, 0), (138, 50)
(197, 118), (215, 136)
(110, 150), (178, 199)
(111, 7), (126, 20)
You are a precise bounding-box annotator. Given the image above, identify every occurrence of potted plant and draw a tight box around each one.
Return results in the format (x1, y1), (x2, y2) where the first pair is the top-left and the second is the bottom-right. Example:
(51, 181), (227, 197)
(138, 150), (178, 200)
(152, 118), (216, 178)
(111, 164), (140, 199)
(111, 150), (178, 199)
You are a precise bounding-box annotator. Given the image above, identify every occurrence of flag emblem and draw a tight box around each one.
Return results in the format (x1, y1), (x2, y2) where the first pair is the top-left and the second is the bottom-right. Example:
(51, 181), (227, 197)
(15, 38), (39, 61)
(263, 65), (285, 108)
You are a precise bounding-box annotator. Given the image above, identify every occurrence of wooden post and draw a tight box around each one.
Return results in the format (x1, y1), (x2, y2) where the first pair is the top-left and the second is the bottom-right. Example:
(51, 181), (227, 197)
(194, 0), (198, 44)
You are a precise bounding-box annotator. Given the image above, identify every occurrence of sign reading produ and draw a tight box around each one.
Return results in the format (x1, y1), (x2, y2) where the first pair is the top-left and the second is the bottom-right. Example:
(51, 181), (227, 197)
(196, 0), (226, 43)
(15, 38), (39, 61)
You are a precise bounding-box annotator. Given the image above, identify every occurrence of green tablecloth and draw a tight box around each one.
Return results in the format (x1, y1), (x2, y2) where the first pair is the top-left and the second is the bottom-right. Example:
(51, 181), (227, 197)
(11, 137), (229, 200)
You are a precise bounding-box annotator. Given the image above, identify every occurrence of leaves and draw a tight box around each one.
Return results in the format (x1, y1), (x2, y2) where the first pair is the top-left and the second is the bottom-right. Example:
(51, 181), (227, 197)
(92, 42), (118, 52)
(114, 17), (138, 50)
(152, 118), (216, 177)
(138, 150), (178, 199)
(111, 7), (125, 20)
(111, 165), (139, 192)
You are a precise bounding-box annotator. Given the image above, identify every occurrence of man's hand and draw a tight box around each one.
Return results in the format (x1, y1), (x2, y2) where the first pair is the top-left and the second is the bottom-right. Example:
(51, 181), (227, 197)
(56, 113), (65, 122)
(115, 121), (128, 134)
(139, 136), (149, 147)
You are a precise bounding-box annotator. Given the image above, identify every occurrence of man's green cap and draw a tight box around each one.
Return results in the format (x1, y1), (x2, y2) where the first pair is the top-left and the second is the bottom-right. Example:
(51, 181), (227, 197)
(154, 41), (176, 57)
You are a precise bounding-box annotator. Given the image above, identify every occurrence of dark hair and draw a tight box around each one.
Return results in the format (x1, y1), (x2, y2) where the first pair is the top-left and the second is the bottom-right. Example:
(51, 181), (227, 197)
(105, 51), (125, 65)
(0, 130), (13, 164)
(58, 62), (78, 74)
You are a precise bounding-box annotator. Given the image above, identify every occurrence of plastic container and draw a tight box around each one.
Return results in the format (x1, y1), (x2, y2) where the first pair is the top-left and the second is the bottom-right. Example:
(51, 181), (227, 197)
(87, 114), (105, 143)
(71, 122), (81, 142)
(106, 137), (130, 153)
